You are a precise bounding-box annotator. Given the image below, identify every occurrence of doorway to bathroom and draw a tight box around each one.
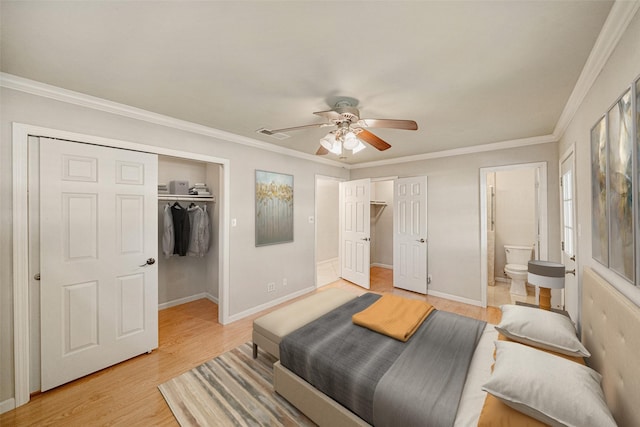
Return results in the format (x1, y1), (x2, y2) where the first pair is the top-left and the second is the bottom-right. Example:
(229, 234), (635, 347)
(479, 162), (548, 308)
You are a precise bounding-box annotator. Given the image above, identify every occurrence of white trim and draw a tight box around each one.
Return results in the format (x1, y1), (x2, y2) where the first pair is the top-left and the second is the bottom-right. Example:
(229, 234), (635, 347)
(350, 134), (557, 169)
(0, 398), (16, 415)
(0, 73), (345, 169)
(370, 176), (398, 182)
(157, 293), (219, 310)
(495, 277), (510, 284)
(12, 123), (231, 408)
(225, 286), (316, 323)
(316, 257), (339, 268)
(553, 0), (640, 140)
(479, 162), (549, 308)
(559, 144), (577, 317)
(371, 263), (393, 269)
(427, 289), (482, 308)
(0, 73), (563, 173)
(12, 125), (30, 408)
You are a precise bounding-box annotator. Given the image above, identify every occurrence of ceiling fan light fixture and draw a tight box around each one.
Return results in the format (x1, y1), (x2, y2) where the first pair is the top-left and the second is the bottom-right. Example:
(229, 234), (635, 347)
(320, 133), (342, 155)
(352, 140), (366, 154)
(343, 131), (359, 150)
(320, 133), (335, 150)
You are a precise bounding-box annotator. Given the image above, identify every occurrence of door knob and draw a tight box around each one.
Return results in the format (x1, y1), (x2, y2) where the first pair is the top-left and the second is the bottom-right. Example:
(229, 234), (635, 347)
(570, 255), (575, 261)
(416, 238), (425, 243)
(139, 258), (156, 267)
(361, 237), (371, 241)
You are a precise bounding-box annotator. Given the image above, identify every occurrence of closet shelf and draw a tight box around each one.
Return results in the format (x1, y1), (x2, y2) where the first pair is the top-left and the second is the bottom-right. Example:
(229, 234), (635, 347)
(158, 194), (215, 202)
(370, 201), (387, 206)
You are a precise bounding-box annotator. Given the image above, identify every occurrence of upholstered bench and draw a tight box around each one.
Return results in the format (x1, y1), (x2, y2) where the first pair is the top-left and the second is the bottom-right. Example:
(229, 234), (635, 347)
(253, 288), (358, 359)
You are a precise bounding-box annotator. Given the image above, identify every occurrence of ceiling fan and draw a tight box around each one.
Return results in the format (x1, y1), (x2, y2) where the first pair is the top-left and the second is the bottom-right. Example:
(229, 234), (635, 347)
(257, 98), (418, 156)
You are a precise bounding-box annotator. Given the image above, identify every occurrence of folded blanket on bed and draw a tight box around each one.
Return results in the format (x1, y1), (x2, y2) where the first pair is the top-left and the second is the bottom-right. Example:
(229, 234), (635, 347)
(352, 294), (435, 342)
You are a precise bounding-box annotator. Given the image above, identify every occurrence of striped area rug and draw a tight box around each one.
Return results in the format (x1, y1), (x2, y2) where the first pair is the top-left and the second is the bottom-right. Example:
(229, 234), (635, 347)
(159, 342), (315, 426)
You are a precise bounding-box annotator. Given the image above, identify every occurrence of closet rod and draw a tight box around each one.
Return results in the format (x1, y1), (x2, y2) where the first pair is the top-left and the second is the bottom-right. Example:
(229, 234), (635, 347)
(158, 195), (215, 203)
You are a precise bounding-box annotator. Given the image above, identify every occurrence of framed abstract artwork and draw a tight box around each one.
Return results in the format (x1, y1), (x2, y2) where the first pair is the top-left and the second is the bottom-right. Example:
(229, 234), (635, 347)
(607, 89), (634, 282)
(592, 88), (635, 282)
(591, 116), (608, 266)
(255, 170), (294, 246)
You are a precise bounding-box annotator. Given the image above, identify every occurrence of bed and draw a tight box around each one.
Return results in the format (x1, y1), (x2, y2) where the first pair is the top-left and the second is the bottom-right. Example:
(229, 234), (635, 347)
(273, 267), (640, 426)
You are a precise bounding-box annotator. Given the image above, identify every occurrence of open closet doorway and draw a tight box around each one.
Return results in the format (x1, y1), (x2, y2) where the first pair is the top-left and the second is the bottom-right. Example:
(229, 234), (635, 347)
(480, 162), (548, 308)
(157, 157), (220, 309)
(318, 176), (398, 290)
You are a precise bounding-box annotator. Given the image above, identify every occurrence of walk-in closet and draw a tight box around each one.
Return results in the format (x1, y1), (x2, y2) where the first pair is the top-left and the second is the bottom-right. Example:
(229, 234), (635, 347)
(370, 180), (394, 269)
(158, 156), (220, 309)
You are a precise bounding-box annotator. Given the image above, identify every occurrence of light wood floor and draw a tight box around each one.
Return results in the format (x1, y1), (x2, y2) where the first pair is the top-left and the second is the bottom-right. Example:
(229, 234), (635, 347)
(1, 267), (499, 426)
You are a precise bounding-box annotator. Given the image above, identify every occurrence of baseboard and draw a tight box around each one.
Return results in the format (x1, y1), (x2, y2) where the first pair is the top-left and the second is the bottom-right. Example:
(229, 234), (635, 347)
(205, 292), (219, 304)
(495, 277), (510, 283)
(158, 292), (218, 310)
(226, 286), (316, 323)
(371, 263), (392, 269)
(317, 257), (338, 267)
(427, 289), (482, 307)
(0, 397), (15, 414)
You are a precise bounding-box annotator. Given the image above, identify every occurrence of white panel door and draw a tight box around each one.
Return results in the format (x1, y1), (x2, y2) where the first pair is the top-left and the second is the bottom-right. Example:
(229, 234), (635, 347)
(40, 138), (158, 391)
(340, 179), (371, 288)
(393, 176), (428, 294)
(560, 152), (576, 313)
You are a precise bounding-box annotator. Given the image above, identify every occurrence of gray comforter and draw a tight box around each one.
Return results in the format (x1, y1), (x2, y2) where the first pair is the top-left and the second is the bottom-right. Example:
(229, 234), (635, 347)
(279, 293), (486, 427)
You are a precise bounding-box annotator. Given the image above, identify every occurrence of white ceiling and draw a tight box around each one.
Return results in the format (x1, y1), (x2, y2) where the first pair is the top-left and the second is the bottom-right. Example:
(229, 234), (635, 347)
(1, 1), (615, 164)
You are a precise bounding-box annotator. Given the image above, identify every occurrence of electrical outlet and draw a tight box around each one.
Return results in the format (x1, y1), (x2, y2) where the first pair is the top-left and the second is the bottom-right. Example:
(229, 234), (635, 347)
(283, 278), (287, 287)
(267, 282), (276, 292)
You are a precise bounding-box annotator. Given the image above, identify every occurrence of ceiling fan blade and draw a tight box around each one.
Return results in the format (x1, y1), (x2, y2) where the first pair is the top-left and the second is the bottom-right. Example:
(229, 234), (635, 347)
(261, 122), (333, 134)
(313, 110), (343, 120)
(357, 118), (418, 130)
(357, 129), (392, 151)
(315, 146), (329, 155)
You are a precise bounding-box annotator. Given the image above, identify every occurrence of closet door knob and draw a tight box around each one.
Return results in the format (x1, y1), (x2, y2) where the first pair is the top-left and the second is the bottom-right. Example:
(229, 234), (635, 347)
(416, 238), (425, 243)
(140, 258), (156, 267)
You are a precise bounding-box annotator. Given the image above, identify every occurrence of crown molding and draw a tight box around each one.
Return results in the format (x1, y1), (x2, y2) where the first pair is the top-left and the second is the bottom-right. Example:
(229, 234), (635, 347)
(0, 73), (347, 169)
(553, 0), (640, 139)
(349, 134), (558, 170)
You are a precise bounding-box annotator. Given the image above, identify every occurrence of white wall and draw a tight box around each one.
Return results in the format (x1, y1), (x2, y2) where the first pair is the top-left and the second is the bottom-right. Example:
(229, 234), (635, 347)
(351, 142), (560, 303)
(0, 87), (349, 402)
(315, 178), (340, 262)
(494, 168), (536, 279)
(558, 9), (640, 321)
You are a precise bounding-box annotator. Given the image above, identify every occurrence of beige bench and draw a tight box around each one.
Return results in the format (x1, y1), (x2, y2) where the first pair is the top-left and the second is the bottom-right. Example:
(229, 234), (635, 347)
(252, 288), (358, 359)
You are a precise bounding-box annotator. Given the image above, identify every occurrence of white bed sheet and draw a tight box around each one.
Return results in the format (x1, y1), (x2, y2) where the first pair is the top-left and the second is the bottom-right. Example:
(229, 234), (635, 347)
(453, 324), (497, 426)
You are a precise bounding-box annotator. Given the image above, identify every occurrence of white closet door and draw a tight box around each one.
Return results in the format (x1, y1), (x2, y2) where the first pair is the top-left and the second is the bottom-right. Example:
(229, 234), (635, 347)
(393, 176), (428, 294)
(339, 178), (371, 288)
(40, 138), (158, 391)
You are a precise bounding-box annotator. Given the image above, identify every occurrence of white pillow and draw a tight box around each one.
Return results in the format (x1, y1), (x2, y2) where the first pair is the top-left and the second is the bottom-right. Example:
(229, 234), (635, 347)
(482, 341), (616, 427)
(495, 304), (590, 357)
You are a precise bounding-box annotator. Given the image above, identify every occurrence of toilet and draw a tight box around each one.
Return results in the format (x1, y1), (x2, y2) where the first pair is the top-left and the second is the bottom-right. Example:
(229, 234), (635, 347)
(504, 245), (534, 297)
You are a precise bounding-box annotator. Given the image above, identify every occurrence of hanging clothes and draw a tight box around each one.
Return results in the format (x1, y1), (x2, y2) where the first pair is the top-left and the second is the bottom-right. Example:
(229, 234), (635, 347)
(162, 203), (174, 258)
(202, 204), (210, 255)
(171, 202), (190, 256)
(187, 204), (211, 257)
